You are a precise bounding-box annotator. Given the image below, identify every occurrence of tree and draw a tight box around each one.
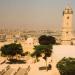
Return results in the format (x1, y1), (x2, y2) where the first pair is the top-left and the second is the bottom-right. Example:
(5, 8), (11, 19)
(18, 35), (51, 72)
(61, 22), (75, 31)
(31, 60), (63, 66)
(38, 35), (56, 45)
(48, 36), (56, 45)
(56, 57), (75, 75)
(31, 35), (56, 70)
(0, 43), (23, 60)
(31, 35), (55, 70)
(31, 45), (52, 71)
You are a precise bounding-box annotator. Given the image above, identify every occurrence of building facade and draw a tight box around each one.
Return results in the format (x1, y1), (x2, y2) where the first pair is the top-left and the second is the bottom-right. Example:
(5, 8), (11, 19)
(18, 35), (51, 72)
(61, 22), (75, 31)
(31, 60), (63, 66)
(61, 6), (73, 45)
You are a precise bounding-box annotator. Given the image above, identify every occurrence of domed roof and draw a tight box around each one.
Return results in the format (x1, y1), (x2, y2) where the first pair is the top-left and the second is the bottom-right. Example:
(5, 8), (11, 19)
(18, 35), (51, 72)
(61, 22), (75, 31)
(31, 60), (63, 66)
(63, 5), (73, 15)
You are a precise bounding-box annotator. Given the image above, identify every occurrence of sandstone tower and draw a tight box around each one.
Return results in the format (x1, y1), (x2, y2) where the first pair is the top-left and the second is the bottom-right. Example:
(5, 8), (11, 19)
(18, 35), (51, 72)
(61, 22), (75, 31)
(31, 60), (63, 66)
(61, 6), (73, 45)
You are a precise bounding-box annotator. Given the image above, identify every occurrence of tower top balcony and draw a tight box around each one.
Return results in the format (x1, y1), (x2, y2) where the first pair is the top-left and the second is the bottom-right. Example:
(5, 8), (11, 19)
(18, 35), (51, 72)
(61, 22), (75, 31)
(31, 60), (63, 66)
(63, 6), (73, 15)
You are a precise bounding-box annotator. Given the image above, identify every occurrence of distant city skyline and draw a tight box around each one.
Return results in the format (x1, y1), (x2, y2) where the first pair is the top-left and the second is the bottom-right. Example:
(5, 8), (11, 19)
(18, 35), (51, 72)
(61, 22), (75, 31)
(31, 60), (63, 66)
(0, 0), (75, 31)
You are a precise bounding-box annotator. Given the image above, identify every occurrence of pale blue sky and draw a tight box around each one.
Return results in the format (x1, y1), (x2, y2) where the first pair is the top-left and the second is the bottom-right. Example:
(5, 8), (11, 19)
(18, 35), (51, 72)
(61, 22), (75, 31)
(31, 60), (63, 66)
(0, 0), (75, 30)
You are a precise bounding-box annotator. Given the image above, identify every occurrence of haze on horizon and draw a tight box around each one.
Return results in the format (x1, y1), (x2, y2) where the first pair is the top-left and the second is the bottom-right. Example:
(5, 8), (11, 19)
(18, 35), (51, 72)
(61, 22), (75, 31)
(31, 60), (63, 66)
(0, 0), (75, 31)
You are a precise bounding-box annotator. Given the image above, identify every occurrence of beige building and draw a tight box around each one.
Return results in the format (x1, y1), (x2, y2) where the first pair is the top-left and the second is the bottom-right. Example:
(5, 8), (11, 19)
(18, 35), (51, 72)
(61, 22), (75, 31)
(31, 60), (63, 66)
(61, 6), (73, 45)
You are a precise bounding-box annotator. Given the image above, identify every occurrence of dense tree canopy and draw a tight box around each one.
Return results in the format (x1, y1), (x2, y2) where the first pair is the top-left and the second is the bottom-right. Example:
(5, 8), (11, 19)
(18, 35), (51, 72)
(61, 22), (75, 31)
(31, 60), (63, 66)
(48, 36), (56, 45)
(32, 45), (52, 58)
(57, 57), (75, 75)
(31, 35), (55, 70)
(0, 43), (23, 56)
(31, 44), (52, 70)
(38, 35), (56, 45)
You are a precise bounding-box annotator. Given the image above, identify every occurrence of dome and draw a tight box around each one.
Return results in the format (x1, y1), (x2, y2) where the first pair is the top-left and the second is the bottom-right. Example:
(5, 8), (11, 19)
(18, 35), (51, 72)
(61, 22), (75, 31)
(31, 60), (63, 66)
(63, 6), (73, 15)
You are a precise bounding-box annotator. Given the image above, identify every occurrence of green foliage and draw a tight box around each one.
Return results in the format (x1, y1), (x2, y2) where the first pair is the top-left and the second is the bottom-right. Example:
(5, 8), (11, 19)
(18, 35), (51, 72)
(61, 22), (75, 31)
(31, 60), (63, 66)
(57, 57), (75, 75)
(48, 36), (56, 45)
(0, 43), (23, 56)
(31, 44), (52, 71)
(31, 45), (52, 60)
(32, 35), (53, 71)
(38, 35), (56, 45)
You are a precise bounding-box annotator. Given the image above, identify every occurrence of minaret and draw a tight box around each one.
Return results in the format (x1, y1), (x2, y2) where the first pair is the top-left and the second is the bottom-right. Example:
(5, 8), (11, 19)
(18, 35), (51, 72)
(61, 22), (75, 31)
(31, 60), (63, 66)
(61, 5), (73, 45)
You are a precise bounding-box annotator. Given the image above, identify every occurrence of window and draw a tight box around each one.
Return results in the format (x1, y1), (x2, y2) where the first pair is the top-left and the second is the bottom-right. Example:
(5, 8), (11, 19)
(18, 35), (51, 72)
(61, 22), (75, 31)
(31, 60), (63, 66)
(66, 32), (68, 34)
(67, 16), (69, 19)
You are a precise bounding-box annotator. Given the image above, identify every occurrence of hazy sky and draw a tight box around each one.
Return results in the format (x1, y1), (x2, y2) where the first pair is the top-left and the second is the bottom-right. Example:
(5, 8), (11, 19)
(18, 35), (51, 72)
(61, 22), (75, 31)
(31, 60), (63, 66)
(0, 0), (75, 30)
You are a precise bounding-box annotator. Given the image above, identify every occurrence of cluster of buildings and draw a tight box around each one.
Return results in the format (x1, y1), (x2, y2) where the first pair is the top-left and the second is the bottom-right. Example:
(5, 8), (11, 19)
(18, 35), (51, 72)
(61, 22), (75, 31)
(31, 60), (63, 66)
(0, 4), (75, 75)
(0, 5), (75, 48)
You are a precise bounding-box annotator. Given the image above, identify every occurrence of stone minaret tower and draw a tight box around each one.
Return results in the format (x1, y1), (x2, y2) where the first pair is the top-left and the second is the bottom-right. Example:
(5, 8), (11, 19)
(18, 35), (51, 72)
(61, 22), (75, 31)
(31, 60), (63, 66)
(61, 6), (73, 45)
